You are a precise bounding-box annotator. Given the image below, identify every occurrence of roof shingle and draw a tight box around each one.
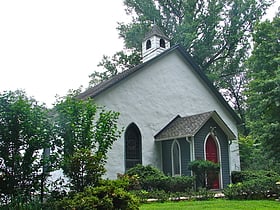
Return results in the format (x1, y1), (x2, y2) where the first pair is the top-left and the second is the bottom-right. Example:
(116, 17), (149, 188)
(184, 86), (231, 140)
(155, 111), (214, 140)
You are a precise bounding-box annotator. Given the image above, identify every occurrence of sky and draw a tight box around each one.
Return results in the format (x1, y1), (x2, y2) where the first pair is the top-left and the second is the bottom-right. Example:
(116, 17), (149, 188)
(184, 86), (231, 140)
(0, 0), (128, 107)
(0, 1), (279, 107)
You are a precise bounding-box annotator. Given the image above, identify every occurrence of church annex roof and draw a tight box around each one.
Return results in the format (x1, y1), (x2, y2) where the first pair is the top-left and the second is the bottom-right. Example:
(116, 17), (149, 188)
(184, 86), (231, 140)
(154, 111), (236, 141)
(144, 24), (170, 40)
(77, 44), (241, 124)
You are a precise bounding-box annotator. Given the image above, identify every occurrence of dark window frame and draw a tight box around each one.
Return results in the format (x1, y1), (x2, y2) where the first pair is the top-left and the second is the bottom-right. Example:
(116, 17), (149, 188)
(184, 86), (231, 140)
(146, 39), (151, 50)
(125, 123), (142, 170)
(160, 38), (166, 48)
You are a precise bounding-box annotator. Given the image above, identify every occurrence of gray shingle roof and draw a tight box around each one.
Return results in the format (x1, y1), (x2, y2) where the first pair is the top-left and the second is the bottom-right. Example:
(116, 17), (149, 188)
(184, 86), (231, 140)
(144, 24), (170, 40)
(154, 111), (236, 141)
(155, 111), (214, 140)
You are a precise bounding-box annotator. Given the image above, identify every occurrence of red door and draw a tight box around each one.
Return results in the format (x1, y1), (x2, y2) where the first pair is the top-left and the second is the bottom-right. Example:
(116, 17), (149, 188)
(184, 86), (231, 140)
(206, 136), (220, 189)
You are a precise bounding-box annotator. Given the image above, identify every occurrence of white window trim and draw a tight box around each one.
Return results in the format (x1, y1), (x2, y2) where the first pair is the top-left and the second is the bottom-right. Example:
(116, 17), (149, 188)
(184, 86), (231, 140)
(203, 133), (223, 188)
(171, 139), (182, 176)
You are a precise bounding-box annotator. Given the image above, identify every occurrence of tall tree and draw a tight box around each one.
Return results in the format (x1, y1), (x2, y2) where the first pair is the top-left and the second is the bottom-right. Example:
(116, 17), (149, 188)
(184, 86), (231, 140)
(246, 15), (280, 162)
(89, 0), (272, 128)
(0, 90), (54, 204)
(54, 94), (121, 192)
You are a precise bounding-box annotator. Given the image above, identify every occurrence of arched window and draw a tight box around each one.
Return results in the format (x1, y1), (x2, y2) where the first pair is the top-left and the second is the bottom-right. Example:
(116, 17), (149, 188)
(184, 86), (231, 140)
(171, 140), (181, 176)
(146, 40), (151, 50)
(160, 38), (165, 48)
(125, 123), (142, 170)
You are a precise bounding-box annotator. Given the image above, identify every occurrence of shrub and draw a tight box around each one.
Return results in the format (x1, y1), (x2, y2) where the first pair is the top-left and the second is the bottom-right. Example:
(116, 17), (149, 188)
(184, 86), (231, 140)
(125, 165), (194, 193)
(162, 176), (194, 193)
(189, 160), (220, 189)
(126, 164), (165, 181)
(193, 188), (216, 200)
(142, 190), (169, 203)
(117, 173), (141, 191)
(125, 164), (165, 191)
(47, 180), (140, 210)
(224, 170), (280, 200)
(231, 170), (279, 183)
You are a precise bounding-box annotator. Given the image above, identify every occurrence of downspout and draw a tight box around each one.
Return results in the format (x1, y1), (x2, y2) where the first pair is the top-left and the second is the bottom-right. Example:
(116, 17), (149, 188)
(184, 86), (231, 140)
(228, 137), (233, 183)
(186, 136), (195, 176)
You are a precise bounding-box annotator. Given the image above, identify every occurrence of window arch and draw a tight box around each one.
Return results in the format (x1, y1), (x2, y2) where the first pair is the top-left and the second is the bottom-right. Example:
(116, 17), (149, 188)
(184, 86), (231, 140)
(125, 123), (142, 170)
(204, 134), (221, 189)
(146, 39), (151, 50)
(160, 38), (165, 48)
(171, 140), (181, 176)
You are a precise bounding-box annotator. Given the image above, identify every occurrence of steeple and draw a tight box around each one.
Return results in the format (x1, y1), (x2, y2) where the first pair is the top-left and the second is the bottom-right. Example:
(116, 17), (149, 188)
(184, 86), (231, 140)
(142, 24), (170, 62)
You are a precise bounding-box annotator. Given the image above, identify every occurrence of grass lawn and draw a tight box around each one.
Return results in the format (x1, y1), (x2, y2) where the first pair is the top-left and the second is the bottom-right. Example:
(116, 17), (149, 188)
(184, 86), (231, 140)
(140, 199), (280, 210)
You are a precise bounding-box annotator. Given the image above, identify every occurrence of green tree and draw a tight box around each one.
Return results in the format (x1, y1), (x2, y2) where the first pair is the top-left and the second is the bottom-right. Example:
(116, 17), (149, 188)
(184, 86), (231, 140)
(246, 15), (280, 163)
(89, 51), (141, 87)
(0, 90), (54, 204)
(89, 0), (272, 128)
(54, 94), (121, 192)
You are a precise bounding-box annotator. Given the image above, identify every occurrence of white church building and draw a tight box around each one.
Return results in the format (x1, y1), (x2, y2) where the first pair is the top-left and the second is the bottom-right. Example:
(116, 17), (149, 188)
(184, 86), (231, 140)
(78, 25), (241, 189)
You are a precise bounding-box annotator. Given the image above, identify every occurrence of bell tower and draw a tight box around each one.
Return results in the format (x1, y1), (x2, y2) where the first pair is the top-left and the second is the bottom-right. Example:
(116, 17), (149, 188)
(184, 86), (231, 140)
(142, 24), (170, 62)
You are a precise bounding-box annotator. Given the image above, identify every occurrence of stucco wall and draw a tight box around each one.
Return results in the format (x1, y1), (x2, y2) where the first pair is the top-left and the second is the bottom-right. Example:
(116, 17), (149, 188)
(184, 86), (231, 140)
(94, 50), (240, 179)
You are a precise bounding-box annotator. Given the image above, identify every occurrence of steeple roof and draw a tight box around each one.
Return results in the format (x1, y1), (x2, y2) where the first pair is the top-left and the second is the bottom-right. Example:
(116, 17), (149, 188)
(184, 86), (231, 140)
(144, 24), (170, 40)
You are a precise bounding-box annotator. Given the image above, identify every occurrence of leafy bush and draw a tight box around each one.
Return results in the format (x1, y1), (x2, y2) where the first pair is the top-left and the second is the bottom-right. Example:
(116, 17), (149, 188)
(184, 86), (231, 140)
(192, 188), (216, 200)
(162, 176), (194, 193)
(224, 170), (280, 200)
(231, 170), (279, 183)
(189, 160), (220, 189)
(125, 165), (194, 192)
(125, 164), (165, 191)
(126, 164), (165, 180)
(117, 173), (141, 191)
(46, 179), (140, 210)
(140, 190), (169, 203)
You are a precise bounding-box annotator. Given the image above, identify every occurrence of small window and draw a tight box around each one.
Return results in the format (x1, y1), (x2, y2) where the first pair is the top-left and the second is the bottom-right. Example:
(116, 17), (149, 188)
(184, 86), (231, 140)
(160, 39), (165, 48)
(172, 140), (181, 176)
(146, 40), (151, 50)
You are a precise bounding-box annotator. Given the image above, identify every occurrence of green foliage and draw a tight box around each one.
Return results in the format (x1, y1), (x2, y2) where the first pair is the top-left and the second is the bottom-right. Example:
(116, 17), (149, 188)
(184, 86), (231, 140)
(125, 164), (194, 193)
(162, 176), (194, 193)
(224, 178), (279, 200)
(51, 180), (140, 210)
(231, 170), (279, 184)
(62, 149), (106, 192)
(225, 170), (280, 200)
(239, 135), (280, 172)
(189, 160), (220, 189)
(54, 95), (121, 192)
(246, 15), (280, 163)
(0, 90), (55, 204)
(192, 188), (216, 201)
(89, 0), (273, 126)
(0, 196), (43, 210)
(238, 135), (261, 170)
(89, 51), (141, 86)
(126, 164), (165, 181)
